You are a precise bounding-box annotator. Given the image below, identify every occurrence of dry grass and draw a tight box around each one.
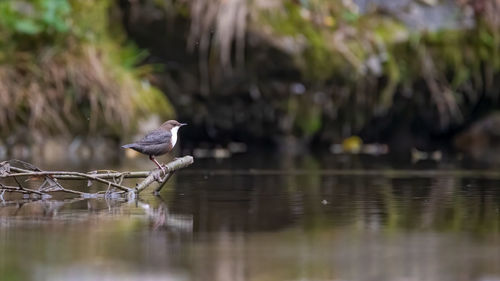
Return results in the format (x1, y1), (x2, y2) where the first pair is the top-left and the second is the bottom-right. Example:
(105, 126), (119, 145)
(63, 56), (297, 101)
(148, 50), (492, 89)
(0, 44), (150, 138)
(186, 0), (248, 70)
(0, 0), (175, 142)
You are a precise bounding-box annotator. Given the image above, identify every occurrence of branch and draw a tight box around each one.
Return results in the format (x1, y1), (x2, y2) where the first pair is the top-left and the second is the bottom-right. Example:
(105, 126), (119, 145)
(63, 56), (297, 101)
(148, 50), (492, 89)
(155, 171), (176, 194)
(3, 170), (132, 192)
(8, 167), (152, 180)
(134, 156), (194, 195)
(0, 183), (46, 197)
(0, 156), (194, 199)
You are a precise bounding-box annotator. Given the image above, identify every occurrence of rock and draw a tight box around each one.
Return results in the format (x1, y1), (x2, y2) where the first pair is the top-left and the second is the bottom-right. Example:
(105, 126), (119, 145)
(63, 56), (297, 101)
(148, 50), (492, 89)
(454, 112), (500, 160)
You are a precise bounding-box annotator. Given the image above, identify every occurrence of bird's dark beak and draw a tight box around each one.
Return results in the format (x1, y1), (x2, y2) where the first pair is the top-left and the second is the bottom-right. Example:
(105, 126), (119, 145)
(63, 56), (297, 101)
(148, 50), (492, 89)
(180, 123), (188, 127)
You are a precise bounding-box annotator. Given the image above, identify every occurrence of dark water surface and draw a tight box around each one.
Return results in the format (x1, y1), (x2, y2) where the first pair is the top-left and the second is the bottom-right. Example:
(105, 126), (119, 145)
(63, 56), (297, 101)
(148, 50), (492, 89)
(1, 153), (500, 281)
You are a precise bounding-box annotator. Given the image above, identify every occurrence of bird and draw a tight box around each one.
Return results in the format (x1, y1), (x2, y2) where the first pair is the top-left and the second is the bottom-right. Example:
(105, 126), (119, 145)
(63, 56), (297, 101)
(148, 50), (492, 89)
(121, 120), (187, 172)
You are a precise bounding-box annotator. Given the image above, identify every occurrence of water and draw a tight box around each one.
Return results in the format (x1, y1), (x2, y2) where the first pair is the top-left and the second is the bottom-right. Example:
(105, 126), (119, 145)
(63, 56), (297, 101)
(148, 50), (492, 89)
(1, 153), (500, 281)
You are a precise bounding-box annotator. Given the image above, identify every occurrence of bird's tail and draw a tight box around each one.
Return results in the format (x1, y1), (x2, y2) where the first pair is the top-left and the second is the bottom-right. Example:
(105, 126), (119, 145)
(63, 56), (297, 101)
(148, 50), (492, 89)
(121, 143), (136, 149)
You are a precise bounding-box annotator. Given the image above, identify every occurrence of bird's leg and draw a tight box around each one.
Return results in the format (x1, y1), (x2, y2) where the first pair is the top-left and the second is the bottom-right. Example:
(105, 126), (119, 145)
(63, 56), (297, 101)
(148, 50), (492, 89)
(149, 155), (166, 174)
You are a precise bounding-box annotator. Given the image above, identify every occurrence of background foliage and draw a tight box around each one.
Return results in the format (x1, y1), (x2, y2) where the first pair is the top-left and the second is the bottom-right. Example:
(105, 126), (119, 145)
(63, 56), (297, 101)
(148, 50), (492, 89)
(1, 0), (499, 154)
(0, 0), (173, 141)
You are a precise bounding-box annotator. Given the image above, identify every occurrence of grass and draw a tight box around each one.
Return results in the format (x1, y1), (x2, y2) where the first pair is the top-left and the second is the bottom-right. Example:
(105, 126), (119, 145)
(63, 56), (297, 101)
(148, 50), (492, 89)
(0, 0), (174, 139)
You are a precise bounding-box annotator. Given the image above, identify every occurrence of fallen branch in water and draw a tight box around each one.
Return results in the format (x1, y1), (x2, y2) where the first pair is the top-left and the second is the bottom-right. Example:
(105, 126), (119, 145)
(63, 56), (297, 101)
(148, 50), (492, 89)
(134, 156), (193, 194)
(0, 156), (194, 200)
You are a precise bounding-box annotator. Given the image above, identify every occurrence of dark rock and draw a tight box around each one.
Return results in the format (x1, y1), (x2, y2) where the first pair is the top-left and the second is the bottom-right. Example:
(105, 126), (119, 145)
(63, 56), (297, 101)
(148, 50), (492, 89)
(454, 112), (500, 161)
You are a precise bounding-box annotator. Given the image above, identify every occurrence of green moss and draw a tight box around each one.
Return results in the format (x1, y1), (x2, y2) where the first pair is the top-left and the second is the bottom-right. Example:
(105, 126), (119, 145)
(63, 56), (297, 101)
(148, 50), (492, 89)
(256, 1), (500, 131)
(133, 80), (176, 119)
(297, 105), (322, 136)
(379, 54), (400, 110)
(258, 1), (341, 81)
(371, 17), (408, 43)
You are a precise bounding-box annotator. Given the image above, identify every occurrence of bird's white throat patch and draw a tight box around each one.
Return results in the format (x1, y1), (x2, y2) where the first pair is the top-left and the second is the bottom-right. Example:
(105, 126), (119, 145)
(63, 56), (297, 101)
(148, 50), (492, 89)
(170, 126), (179, 147)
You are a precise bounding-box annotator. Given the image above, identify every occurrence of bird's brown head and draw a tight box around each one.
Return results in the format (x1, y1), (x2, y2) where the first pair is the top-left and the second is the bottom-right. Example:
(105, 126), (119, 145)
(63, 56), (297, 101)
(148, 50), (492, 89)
(161, 120), (187, 130)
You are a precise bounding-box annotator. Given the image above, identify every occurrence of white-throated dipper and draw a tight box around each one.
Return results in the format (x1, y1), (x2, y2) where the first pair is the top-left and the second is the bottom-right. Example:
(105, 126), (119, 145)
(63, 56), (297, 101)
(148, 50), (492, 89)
(121, 120), (187, 172)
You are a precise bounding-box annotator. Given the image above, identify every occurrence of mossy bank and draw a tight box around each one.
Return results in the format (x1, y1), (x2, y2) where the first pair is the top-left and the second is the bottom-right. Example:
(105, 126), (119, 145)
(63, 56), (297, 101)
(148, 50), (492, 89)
(0, 0), (174, 148)
(121, 0), (500, 155)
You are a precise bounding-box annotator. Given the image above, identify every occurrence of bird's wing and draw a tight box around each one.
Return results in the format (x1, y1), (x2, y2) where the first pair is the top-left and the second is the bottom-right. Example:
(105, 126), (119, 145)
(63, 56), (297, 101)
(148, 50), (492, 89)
(136, 129), (172, 145)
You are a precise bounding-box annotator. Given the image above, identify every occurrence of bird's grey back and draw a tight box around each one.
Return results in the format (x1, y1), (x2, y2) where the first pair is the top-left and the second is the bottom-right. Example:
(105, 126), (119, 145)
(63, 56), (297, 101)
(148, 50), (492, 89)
(121, 129), (172, 156)
(137, 129), (172, 145)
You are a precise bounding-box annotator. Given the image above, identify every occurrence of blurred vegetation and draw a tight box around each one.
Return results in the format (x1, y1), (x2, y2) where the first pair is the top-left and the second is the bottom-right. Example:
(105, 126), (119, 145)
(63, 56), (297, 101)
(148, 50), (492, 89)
(0, 0), (173, 141)
(1, 0), (499, 151)
(122, 0), (500, 150)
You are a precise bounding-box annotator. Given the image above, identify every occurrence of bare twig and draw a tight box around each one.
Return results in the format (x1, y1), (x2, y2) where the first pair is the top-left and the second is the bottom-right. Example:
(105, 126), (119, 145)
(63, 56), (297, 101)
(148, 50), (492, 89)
(3, 171), (132, 192)
(0, 183), (46, 197)
(8, 167), (151, 180)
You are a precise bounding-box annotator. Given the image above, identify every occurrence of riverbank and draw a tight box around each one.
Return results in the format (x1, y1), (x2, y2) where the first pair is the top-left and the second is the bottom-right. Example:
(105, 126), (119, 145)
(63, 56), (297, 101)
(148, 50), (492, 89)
(122, 0), (500, 154)
(1, 0), (499, 158)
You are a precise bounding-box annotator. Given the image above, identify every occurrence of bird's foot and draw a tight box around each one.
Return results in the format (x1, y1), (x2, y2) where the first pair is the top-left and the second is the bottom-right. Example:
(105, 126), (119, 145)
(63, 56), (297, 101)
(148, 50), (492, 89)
(153, 172), (162, 182)
(160, 164), (167, 175)
(152, 165), (166, 181)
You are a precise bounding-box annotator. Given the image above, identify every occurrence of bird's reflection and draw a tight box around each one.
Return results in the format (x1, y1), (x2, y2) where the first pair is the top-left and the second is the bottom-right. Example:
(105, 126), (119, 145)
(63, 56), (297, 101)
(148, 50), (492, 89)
(137, 196), (193, 231)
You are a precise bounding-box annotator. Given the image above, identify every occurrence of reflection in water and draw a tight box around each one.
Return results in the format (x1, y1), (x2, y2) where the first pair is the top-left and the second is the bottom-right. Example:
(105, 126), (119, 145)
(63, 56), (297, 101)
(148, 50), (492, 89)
(0, 155), (500, 281)
(138, 198), (193, 232)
